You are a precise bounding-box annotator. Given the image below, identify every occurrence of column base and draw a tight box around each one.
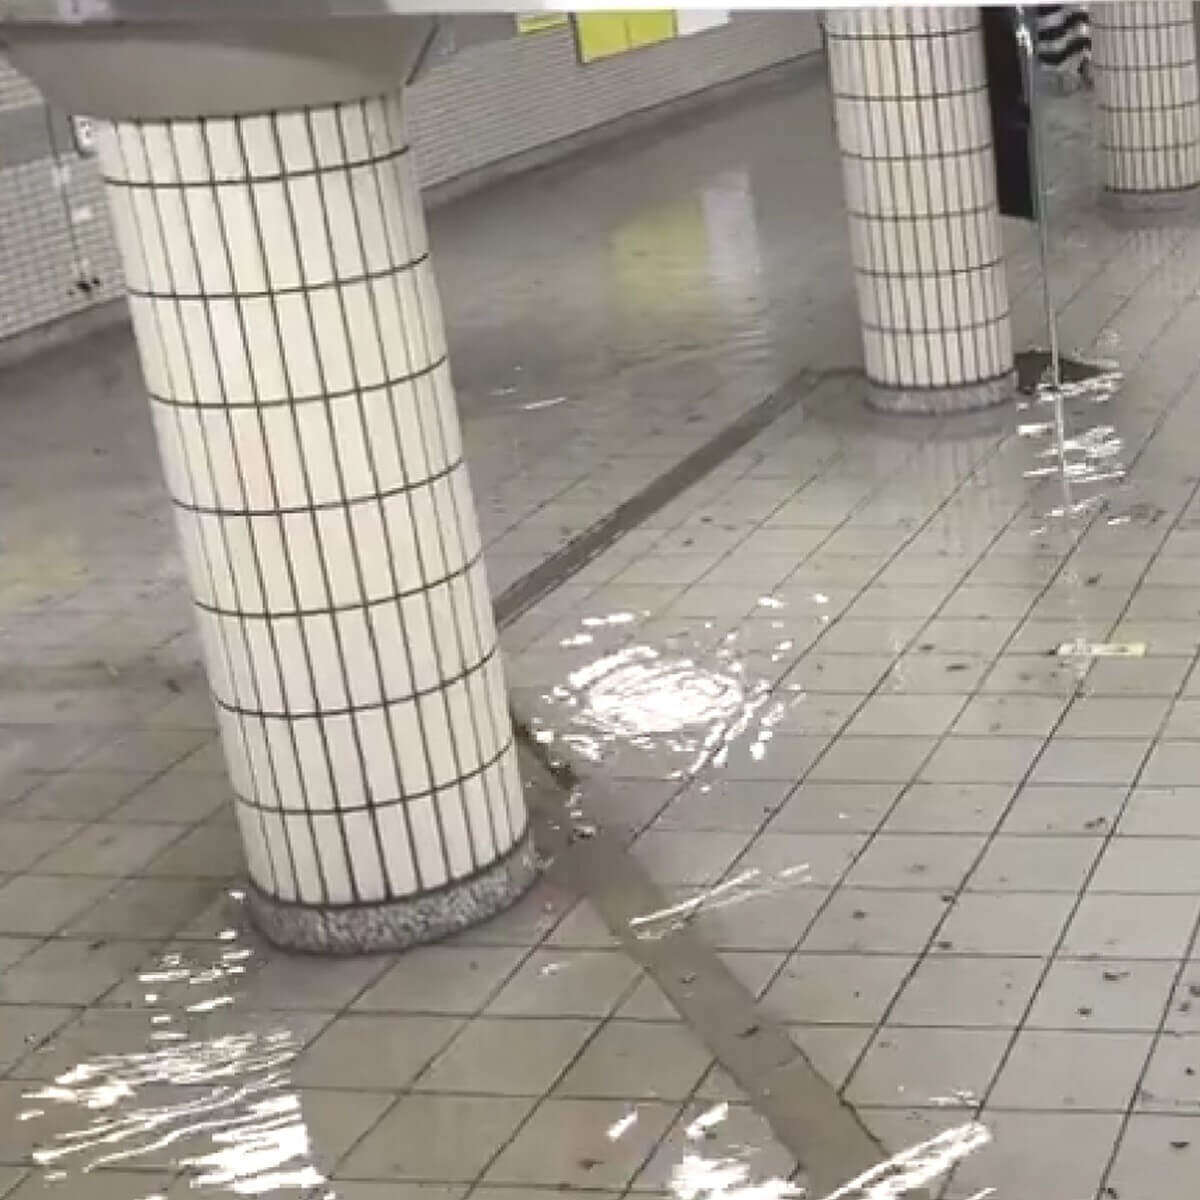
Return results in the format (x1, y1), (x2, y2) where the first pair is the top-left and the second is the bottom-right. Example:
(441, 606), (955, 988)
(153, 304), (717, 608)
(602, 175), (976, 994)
(1102, 181), (1200, 213)
(247, 829), (539, 955)
(866, 371), (1015, 415)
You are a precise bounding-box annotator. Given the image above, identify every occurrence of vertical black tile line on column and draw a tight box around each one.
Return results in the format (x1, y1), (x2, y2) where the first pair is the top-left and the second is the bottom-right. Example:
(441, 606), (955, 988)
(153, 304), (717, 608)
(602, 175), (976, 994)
(165, 115), (331, 907)
(320, 98), (491, 878)
(272, 103), (434, 898)
(115, 122), (293, 902)
(227, 109), (376, 903)
(377, 96), (526, 849)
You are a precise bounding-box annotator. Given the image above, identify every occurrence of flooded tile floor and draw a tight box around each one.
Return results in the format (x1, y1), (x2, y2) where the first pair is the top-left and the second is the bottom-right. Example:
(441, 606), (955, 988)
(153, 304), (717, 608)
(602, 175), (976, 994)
(1, 60), (1200, 1200)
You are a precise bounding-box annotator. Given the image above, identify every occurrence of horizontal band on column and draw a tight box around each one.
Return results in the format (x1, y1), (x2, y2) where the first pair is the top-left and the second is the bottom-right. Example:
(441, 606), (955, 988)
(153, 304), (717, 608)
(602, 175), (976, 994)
(247, 827), (536, 953)
(1095, 58), (1196, 71)
(127, 252), (430, 304)
(1101, 179), (1200, 210)
(826, 29), (978, 44)
(1093, 20), (1194, 33)
(861, 311), (1011, 335)
(831, 86), (987, 104)
(193, 547), (483, 619)
(148, 353), (449, 411)
(101, 141), (412, 191)
(171, 456), (463, 519)
(840, 143), (992, 164)
(854, 259), (1005, 281)
(848, 204), (998, 223)
(866, 369), (1015, 414)
(233, 735), (516, 819)
(213, 644), (498, 721)
(1099, 102), (1200, 116)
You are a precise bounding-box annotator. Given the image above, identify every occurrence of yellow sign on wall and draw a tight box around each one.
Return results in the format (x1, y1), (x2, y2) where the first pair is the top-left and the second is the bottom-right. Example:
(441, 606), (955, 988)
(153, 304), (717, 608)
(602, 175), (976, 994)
(515, 12), (569, 33)
(575, 11), (678, 63)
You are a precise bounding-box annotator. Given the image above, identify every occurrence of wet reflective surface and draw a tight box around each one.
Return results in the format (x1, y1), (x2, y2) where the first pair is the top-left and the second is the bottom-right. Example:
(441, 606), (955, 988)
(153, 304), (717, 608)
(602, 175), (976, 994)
(7, 57), (1200, 1200)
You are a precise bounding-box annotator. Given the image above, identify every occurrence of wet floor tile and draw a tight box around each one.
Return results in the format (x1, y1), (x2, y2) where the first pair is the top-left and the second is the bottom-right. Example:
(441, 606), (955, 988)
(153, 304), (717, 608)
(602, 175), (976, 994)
(765, 783), (897, 835)
(920, 737), (1045, 785)
(0, 875), (119, 937)
(8, 1171), (179, 1199)
(845, 694), (965, 737)
(944, 1110), (1124, 1200)
(934, 892), (1075, 957)
(989, 1029), (1152, 1110)
(1028, 959), (1178, 1031)
(340, 1094), (535, 1181)
(655, 780), (792, 832)
(416, 1017), (597, 1096)
(1061, 893), (1200, 959)
(1091, 837), (1200, 893)
(485, 1098), (678, 1189)
(801, 889), (949, 954)
(633, 1100), (795, 1190)
(1138, 1033), (1200, 1111)
(844, 1027), (1009, 1108)
(546, 901), (620, 950)
(486, 949), (640, 1018)
(0, 938), (148, 1006)
(1030, 737), (1150, 785)
(554, 1021), (711, 1100)
(735, 832), (863, 886)
(883, 784), (1013, 834)
(60, 877), (220, 938)
(6, 772), (154, 822)
(844, 833), (984, 891)
(761, 953), (913, 1026)
(951, 694), (1069, 737)
(353, 946), (527, 1014)
(686, 885), (829, 952)
(0, 821), (85, 873)
(1000, 784), (1125, 835)
(807, 737), (935, 784)
(631, 831), (753, 886)
(1106, 1113), (1200, 1200)
(890, 957), (1043, 1028)
(0, 1004), (78, 1073)
(34, 822), (188, 877)
(294, 1014), (464, 1089)
(966, 835), (1102, 892)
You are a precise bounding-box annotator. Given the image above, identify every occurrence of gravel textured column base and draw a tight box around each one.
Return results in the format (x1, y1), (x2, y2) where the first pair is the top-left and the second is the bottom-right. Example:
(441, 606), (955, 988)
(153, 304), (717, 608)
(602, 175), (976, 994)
(866, 371), (1016, 415)
(246, 827), (538, 954)
(1102, 181), (1200, 213)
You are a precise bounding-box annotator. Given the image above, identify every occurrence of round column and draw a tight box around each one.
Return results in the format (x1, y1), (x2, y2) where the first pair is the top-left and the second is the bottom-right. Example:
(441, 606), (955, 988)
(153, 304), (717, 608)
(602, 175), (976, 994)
(826, 6), (1014, 414)
(1093, 1), (1200, 209)
(94, 93), (534, 953)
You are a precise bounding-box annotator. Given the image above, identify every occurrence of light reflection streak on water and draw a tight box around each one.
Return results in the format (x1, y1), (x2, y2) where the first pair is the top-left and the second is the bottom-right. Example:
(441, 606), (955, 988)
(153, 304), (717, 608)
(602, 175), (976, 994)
(534, 612), (814, 785)
(19, 938), (324, 1196)
(630, 864), (811, 940)
(818, 1123), (991, 1200)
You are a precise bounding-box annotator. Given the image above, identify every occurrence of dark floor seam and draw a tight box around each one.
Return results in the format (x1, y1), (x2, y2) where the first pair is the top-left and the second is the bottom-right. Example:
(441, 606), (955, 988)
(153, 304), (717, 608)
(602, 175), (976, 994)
(515, 730), (914, 1199)
(492, 365), (863, 630)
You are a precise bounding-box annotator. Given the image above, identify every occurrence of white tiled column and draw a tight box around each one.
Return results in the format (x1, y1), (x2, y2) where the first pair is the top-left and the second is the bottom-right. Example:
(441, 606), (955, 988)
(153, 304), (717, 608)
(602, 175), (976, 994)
(95, 95), (534, 953)
(826, 7), (1014, 414)
(1093, 1), (1200, 208)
